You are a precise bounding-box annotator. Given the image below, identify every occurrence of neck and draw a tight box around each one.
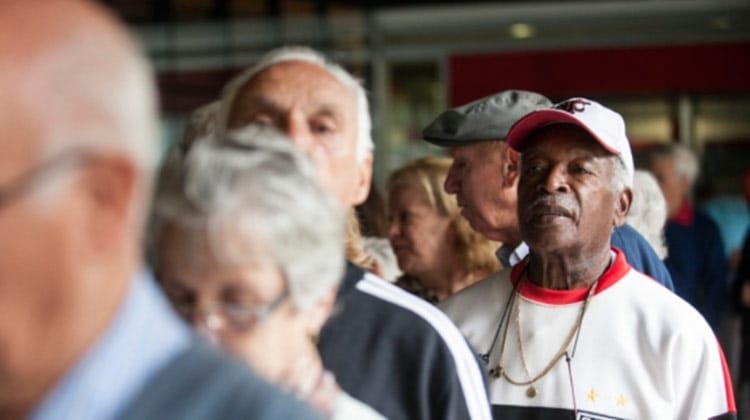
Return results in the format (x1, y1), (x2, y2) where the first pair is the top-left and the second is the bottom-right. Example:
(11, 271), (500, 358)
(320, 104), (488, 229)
(526, 247), (612, 290)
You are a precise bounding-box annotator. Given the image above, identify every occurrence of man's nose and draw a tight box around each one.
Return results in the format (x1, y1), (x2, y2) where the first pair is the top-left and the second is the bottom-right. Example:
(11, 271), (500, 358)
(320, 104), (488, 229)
(284, 114), (315, 155)
(191, 309), (225, 346)
(539, 165), (570, 193)
(387, 218), (400, 239)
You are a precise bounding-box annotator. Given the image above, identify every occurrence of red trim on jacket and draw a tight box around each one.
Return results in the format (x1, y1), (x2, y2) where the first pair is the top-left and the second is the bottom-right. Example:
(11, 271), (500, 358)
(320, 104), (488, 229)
(509, 248), (631, 305)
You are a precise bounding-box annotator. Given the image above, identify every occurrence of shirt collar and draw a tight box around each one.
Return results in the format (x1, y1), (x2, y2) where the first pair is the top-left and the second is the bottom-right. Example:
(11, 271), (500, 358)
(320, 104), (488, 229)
(670, 200), (695, 225)
(30, 270), (190, 420)
(510, 248), (629, 305)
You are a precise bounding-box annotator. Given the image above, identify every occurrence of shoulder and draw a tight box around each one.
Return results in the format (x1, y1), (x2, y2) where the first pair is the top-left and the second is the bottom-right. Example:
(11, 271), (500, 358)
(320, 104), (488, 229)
(439, 270), (510, 355)
(614, 269), (709, 328)
(440, 270), (508, 321)
(321, 271), (492, 420)
(612, 223), (653, 255)
(695, 210), (724, 236)
(118, 339), (318, 420)
(355, 272), (479, 353)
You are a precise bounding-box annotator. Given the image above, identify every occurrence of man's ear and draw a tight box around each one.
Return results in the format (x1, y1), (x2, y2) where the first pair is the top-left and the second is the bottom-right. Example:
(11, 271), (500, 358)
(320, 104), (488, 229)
(613, 187), (633, 228)
(350, 152), (373, 206)
(502, 145), (521, 187)
(80, 155), (137, 253)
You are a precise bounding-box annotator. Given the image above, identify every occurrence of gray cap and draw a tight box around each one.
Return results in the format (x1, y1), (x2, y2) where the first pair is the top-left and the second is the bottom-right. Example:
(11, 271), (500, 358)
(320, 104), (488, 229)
(422, 89), (552, 147)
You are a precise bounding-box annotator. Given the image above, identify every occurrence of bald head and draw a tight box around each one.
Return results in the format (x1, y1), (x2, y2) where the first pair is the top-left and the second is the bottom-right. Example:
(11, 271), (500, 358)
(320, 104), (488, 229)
(0, 0), (158, 171)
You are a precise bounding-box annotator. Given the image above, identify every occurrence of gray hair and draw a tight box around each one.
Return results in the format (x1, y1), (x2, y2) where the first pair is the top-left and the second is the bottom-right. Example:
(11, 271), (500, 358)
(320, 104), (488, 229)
(217, 46), (373, 162)
(626, 169), (668, 259)
(611, 155), (632, 192)
(149, 125), (345, 310)
(649, 143), (700, 186)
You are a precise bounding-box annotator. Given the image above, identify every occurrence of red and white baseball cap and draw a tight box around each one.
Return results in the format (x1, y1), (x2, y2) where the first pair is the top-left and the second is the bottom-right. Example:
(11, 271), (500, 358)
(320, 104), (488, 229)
(507, 97), (634, 186)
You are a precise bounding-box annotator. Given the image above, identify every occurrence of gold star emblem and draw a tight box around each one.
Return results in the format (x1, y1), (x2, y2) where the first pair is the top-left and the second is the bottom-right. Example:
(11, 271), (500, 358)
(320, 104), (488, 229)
(586, 388), (598, 401)
(616, 394), (627, 406)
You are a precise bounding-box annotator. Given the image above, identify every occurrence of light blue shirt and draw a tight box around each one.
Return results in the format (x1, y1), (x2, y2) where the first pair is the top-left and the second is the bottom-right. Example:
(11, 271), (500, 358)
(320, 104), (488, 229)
(30, 270), (191, 420)
(701, 195), (750, 257)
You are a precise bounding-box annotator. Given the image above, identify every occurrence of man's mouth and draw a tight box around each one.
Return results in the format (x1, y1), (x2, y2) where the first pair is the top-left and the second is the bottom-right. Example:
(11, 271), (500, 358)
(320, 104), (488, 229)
(527, 200), (573, 225)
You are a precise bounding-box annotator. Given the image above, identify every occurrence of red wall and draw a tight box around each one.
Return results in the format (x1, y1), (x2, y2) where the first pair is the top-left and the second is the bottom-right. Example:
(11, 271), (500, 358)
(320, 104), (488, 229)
(449, 42), (750, 106)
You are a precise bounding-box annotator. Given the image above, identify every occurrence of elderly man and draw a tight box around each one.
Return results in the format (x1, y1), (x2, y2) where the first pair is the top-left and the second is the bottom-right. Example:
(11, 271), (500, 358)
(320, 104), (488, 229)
(441, 98), (735, 418)
(0, 1), (318, 419)
(423, 90), (674, 290)
(648, 144), (728, 329)
(216, 46), (491, 420)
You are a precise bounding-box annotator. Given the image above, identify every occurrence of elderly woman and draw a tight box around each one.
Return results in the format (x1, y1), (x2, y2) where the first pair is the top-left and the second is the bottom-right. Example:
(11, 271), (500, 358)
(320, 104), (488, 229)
(441, 98), (735, 418)
(149, 126), (383, 419)
(386, 156), (501, 303)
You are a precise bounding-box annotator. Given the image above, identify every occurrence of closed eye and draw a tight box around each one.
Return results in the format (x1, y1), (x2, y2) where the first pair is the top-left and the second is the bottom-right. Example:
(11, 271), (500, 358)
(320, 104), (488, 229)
(249, 113), (275, 127)
(570, 163), (594, 175)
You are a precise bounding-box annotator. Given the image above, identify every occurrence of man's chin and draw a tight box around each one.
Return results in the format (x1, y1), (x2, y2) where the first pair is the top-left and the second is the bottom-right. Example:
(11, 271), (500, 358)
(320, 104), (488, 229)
(463, 213), (490, 237)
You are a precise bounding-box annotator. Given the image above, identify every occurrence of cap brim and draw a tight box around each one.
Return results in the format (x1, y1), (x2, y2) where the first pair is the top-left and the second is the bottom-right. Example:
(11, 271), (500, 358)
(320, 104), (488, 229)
(422, 135), (489, 148)
(506, 109), (619, 154)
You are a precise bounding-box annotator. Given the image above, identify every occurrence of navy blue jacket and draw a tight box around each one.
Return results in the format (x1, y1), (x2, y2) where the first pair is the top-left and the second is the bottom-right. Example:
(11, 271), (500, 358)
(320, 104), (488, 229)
(612, 223), (674, 291)
(664, 206), (728, 330)
(318, 262), (491, 420)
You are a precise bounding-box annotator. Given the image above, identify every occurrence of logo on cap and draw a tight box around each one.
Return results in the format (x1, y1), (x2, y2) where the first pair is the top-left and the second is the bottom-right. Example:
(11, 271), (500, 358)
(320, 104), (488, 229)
(555, 99), (591, 114)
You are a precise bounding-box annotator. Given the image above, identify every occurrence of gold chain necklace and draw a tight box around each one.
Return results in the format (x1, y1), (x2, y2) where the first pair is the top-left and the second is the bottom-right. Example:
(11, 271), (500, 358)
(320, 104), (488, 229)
(489, 275), (600, 399)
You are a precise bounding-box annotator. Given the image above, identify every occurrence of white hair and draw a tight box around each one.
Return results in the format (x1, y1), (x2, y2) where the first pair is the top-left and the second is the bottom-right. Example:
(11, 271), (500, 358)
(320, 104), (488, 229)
(611, 155), (632, 192)
(626, 169), (668, 259)
(217, 46), (373, 162)
(650, 143), (700, 186)
(150, 125), (345, 310)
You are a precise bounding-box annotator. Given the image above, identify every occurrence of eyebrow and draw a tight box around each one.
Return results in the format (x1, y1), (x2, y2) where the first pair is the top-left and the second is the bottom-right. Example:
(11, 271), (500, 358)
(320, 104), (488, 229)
(233, 95), (345, 124)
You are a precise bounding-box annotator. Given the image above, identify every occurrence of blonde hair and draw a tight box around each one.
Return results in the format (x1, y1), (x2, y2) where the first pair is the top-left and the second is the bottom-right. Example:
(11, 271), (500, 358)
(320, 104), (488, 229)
(386, 156), (501, 275)
(344, 208), (378, 272)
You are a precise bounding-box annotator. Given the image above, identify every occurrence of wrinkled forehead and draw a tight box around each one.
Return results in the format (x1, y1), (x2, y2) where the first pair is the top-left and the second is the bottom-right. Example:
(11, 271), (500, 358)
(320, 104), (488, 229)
(228, 61), (357, 123)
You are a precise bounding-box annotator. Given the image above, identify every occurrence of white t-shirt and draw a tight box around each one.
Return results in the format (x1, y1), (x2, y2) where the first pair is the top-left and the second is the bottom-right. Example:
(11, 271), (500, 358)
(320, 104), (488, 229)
(441, 248), (735, 419)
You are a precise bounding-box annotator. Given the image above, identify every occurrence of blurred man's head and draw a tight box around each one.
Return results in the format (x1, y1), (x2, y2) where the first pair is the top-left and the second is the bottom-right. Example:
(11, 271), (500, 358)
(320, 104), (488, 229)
(423, 90), (551, 245)
(647, 144), (699, 218)
(0, 0), (157, 415)
(218, 47), (373, 208)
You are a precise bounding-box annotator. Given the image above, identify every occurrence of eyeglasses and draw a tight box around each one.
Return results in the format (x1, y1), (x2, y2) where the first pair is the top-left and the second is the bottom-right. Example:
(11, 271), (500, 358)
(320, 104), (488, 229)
(171, 291), (289, 332)
(0, 148), (92, 209)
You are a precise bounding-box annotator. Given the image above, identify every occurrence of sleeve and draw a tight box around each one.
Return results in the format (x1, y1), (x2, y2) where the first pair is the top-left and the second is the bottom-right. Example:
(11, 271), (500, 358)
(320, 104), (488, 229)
(670, 314), (736, 419)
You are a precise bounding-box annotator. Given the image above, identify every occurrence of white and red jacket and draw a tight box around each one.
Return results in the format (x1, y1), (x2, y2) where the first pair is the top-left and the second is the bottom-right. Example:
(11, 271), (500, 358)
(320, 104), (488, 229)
(441, 248), (736, 419)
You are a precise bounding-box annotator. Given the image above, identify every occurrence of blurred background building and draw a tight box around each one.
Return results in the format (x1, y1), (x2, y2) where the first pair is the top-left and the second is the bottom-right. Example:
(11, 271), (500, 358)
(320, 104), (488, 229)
(103, 0), (750, 195)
